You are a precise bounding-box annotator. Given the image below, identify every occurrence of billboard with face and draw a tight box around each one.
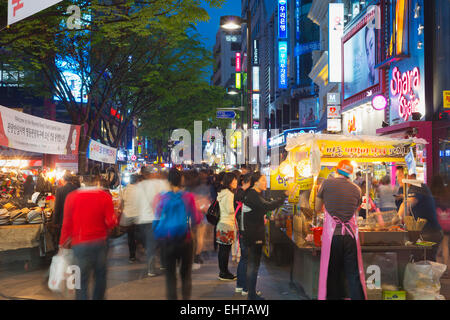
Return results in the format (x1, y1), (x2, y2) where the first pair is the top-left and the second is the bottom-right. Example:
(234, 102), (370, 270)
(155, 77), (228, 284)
(343, 25), (379, 100)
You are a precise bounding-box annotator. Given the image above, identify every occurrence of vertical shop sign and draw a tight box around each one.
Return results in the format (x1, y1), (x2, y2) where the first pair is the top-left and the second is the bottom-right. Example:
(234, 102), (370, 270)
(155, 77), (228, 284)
(253, 40), (259, 66)
(279, 41), (288, 89)
(329, 3), (344, 82)
(278, 0), (288, 39)
(236, 52), (241, 72)
(253, 66), (260, 92)
(236, 73), (241, 90)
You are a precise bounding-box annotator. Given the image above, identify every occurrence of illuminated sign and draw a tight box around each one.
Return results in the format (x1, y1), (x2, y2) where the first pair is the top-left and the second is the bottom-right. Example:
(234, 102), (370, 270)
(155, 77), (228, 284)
(268, 127), (317, 148)
(236, 73), (241, 89)
(372, 95), (388, 110)
(253, 66), (260, 92)
(253, 40), (259, 66)
(327, 118), (342, 132)
(278, 0), (287, 39)
(444, 91), (450, 109)
(295, 0), (300, 41)
(329, 3), (344, 82)
(327, 105), (341, 118)
(278, 41), (288, 89)
(252, 94), (260, 120)
(236, 52), (241, 72)
(390, 66), (421, 121)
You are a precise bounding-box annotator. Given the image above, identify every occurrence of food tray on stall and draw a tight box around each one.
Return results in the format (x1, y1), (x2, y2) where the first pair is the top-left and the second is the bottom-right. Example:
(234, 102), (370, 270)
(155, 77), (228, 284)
(359, 227), (407, 246)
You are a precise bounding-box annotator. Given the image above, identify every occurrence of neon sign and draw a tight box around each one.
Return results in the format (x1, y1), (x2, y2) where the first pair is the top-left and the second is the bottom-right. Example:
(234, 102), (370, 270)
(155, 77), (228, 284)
(236, 52), (241, 72)
(278, 0), (287, 39)
(390, 66), (421, 121)
(278, 41), (288, 89)
(372, 95), (387, 110)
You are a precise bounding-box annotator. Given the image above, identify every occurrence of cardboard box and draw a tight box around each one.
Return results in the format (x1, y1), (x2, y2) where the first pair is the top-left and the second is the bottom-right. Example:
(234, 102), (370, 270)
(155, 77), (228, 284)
(383, 291), (406, 300)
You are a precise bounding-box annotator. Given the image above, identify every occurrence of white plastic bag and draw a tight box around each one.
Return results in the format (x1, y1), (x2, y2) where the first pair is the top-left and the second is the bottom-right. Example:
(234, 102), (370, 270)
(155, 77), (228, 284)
(48, 249), (74, 292)
(403, 260), (448, 300)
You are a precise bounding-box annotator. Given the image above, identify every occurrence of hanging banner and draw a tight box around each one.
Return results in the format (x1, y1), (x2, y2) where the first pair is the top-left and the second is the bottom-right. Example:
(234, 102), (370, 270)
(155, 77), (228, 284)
(0, 105), (80, 155)
(87, 139), (117, 164)
(8, 0), (63, 26)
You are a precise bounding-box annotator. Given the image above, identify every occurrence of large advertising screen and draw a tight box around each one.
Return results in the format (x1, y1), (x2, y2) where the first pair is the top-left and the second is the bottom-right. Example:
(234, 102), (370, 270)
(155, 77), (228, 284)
(343, 25), (379, 99)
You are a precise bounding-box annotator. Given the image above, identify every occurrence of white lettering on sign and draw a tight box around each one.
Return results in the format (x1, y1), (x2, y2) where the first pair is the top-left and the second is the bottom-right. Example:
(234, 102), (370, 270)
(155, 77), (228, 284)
(390, 66), (421, 121)
(366, 265), (381, 290)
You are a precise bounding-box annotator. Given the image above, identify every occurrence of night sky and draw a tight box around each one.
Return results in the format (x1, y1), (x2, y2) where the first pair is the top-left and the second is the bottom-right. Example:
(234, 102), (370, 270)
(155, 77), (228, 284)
(196, 0), (241, 78)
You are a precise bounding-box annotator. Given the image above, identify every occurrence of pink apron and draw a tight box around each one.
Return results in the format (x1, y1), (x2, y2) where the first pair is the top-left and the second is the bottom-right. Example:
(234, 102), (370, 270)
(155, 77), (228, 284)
(318, 208), (367, 300)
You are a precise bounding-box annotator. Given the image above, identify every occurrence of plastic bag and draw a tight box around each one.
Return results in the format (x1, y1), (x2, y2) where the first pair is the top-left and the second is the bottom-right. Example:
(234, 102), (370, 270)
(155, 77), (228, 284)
(403, 260), (448, 300)
(48, 249), (73, 292)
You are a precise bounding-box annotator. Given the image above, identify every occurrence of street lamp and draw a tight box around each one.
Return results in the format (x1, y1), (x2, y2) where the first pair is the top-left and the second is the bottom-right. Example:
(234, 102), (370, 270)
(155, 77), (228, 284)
(220, 12), (252, 165)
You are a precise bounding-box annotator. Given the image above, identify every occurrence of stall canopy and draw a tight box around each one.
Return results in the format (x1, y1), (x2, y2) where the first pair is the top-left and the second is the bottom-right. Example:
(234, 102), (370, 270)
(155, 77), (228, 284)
(285, 133), (427, 164)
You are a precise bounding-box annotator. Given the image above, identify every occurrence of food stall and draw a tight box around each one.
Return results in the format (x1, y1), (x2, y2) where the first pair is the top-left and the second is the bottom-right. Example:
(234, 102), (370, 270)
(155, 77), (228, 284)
(0, 165), (57, 268)
(268, 133), (434, 300)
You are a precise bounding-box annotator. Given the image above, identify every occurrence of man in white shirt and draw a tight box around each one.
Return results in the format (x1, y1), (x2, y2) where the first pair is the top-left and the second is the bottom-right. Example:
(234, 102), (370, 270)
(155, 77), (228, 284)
(136, 166), (170, 276)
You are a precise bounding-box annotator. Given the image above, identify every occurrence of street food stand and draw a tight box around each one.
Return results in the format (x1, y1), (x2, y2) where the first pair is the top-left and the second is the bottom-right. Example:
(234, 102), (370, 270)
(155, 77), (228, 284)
(268, 133), (434, 300)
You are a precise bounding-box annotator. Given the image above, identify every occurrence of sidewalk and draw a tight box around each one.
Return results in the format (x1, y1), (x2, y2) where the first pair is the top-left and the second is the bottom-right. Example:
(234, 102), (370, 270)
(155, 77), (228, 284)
(0, 234), (302, 300)
(0, 232), (448, 300)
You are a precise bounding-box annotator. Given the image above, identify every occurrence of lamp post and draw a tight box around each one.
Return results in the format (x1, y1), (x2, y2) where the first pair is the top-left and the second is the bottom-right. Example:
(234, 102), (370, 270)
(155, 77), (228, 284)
(221, 11), (252, 165)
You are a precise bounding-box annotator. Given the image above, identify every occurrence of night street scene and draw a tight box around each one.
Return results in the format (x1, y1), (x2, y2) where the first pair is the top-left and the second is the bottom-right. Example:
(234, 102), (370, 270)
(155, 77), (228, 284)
(0, 0), (450, 309)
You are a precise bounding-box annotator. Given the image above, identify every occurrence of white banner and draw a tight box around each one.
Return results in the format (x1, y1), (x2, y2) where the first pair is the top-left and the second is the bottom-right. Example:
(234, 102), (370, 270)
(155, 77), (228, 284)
(87, 139), (117, 164)
(328, 3), (344, 82)
(0, 105), (80, 155)
(8, 0), (63, 26)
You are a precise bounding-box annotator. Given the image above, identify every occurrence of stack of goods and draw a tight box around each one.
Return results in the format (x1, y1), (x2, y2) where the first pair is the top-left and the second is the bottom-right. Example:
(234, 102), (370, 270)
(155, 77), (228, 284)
(10, 209), (27, 225)
(404, 216), (427, 243)
(27, 207), (43, 224)
(0, 208), (10, 225)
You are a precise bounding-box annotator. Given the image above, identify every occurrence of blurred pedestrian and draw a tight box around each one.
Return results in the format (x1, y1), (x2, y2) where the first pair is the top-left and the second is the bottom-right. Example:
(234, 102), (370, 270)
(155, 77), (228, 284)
(216, 172), (238, 281)
(121, 174), (140, 263)
(212, 171), (226, 251)
(231, 170), (242, 262)
(59, 175), (118, 300)
(23, 175), (35, 200)
(394, 166), (406, 210)
(396, 174), (443, 261)
(234, 173), (253, 295)
(377, 175), (396, 212)
(136, 166), (170, 276)
(154, 169), (202, 300)
(353, 172), (363, 187)
(431, 176), (450, 276)
(53, 173), (78, 245)
(242, 172), (286, 300)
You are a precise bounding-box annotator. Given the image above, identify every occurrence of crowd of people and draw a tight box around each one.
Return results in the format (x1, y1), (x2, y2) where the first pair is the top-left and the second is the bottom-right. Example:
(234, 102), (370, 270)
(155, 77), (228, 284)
(50, 161), (449, 301)
(54, 165), (287, 300)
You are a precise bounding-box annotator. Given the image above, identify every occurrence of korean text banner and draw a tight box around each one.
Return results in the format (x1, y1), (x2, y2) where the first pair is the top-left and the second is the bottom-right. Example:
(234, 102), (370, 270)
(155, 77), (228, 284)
(0, 105), (80, 155)
(87, 139), (117, 164)
(291, 140), (412, 163)
(8, 0), (63, 26)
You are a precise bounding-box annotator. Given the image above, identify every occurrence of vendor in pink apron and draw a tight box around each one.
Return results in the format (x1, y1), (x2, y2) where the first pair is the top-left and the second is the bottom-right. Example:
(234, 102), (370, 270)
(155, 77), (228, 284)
(315, 160), (367, 300)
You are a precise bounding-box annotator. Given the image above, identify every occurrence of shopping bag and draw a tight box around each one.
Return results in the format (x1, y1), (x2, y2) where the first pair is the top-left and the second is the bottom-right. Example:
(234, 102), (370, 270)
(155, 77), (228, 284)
(48, 249), (73, 292)
(403, 260), (447, 300)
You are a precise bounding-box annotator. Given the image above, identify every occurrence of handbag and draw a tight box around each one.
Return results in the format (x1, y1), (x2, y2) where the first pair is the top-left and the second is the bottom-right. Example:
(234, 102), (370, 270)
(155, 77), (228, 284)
(206, 200), (220, 226)
(48, 249), (73, 292)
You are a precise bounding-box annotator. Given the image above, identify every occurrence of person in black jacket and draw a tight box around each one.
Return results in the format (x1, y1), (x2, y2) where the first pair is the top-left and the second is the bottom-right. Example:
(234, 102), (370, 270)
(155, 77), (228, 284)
(234, 173), (252, 296)
(23, 175), (35, 200)
(242, 172), (287, 300)
(52, 173), (79, 245)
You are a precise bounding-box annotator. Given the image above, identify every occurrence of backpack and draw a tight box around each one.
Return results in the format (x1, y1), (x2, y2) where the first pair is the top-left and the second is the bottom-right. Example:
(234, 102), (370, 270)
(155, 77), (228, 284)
(206, 200), (220, 226)
(153, 192), (189, 240)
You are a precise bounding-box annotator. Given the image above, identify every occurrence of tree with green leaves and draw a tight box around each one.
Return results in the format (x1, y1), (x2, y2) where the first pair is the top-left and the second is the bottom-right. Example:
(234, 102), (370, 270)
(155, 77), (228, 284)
(0, 0), (224, 173)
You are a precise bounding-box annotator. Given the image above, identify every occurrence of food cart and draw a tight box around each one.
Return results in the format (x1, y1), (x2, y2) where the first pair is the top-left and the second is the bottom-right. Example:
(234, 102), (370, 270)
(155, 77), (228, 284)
(268, 133), (433, 300)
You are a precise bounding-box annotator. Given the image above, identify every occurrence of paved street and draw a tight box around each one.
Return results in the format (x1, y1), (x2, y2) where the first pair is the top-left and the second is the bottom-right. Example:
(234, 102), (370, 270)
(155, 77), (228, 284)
(1, 224), (449, 300)
(0, 227), (302, 301)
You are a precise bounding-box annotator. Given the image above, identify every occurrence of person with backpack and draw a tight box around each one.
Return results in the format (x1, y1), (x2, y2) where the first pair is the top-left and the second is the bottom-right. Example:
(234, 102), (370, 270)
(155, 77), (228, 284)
(242, 172), (286, 300)
(234, 173), (253, 296)
(215, 172), (238, 281)
(154, 169), (202, 300)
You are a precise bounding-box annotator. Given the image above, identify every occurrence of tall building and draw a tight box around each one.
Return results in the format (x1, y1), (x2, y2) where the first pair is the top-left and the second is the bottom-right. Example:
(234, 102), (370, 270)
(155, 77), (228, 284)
(211, 27), (242, 88)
